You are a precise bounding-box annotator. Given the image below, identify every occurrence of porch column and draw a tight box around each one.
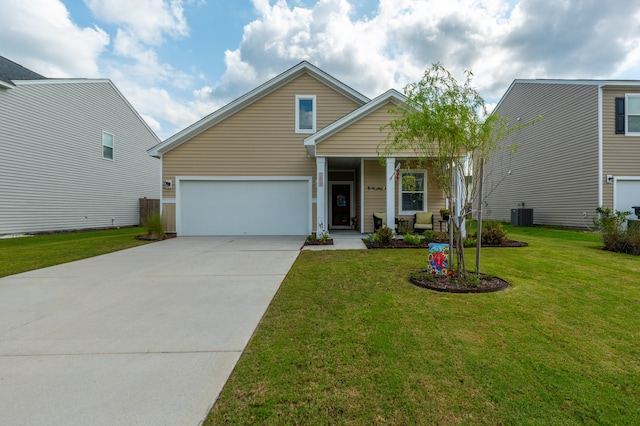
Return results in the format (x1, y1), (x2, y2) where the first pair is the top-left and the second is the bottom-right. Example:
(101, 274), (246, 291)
(316, 157), (327, 234)
(386, 157), (396, 229)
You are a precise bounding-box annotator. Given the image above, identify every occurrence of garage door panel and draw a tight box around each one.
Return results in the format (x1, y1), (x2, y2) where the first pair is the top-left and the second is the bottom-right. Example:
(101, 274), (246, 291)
(614, 179), (640, 220)
(179, 179), (310, 236)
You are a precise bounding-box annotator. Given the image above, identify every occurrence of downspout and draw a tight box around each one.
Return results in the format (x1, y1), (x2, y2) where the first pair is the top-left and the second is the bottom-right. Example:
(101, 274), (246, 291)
(598, 84), (604, 208)
(159, 154), (164, 218)
(360, 158), (365, 233)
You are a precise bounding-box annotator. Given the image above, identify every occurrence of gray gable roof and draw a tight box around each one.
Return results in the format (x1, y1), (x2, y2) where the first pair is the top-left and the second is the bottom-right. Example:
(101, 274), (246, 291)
(0, 56), (46, 86)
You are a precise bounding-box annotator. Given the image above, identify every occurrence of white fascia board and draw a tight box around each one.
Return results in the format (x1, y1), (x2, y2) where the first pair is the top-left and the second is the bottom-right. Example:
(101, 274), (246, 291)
(148, 61), (371, 157)
(12, 78), (112, 86)
(303, 89), (406, 157)
(0, 80), (14, 89)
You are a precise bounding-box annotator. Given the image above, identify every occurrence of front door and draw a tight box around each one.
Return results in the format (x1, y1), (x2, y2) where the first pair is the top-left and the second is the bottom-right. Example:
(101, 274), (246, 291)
(330, 183), (351, 228)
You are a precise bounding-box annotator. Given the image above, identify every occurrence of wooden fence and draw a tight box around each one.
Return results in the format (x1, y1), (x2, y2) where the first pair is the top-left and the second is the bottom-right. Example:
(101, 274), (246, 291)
(139, 198), (160, 225)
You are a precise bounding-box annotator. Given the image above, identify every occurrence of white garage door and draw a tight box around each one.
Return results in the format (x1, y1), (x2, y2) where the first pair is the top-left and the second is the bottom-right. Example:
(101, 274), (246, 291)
(614, 178), (640, 219)
(178, 178), (311, 236)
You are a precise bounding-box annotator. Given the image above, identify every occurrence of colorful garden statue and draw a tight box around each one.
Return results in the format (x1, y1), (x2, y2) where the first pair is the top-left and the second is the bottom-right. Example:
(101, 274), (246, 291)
(427, 243), (449, 276)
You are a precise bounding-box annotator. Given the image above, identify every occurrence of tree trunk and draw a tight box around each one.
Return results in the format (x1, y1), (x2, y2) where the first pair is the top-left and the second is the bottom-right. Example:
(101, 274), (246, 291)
(475, 157), (484, 278)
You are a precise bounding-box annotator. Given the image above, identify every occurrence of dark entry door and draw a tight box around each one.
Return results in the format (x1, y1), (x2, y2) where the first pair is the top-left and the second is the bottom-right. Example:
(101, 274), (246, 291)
(331, 184), (350, 227)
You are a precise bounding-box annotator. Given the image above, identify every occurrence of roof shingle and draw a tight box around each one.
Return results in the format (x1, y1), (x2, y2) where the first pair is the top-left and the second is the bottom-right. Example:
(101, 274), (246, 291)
(0, 56), (46, 86)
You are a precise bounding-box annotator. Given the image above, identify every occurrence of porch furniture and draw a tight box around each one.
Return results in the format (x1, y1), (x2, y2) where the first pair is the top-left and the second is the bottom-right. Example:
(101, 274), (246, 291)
(413, 212), (434, 231)
(373, 213), (398, 232)
(397, 218), (412, 234)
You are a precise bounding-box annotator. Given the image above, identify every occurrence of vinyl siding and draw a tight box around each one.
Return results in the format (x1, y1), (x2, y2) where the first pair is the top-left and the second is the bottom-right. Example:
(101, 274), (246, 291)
(0, 81), (159, 234)
(163, 73), (359, 186)
(162, 73), (360, 231)
(484, 82), (600, 228)
(363, 160), (386, 232)
(162, 202), (176, 233)
(362, 160), (446, 233)
(601, 87), (640, 208)
(316, 101), (414, 157)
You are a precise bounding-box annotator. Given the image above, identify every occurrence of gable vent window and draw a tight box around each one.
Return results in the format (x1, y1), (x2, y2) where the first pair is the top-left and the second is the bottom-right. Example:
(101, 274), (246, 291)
(295, 95), (316, 133)
(102, 132), (114, 160)
(626, 94), (640, 135)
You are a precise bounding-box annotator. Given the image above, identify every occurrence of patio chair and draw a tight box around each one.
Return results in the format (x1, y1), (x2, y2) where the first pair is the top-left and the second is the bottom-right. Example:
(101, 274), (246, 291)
(413, 211), (434, 231)
(373, 212), (398, 232)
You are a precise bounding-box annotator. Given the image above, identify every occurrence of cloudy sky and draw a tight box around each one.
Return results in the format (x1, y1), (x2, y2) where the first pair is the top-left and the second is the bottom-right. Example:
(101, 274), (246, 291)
(2, 0), (640, 140)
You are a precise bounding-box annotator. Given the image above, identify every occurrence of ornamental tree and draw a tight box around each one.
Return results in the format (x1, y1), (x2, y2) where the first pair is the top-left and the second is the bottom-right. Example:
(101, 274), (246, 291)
(379, 63), (537, 279)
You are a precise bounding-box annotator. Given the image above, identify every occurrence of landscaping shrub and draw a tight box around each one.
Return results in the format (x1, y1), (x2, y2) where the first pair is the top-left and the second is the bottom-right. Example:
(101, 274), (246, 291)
(463, 237), (477, 248)
(375, 226), (393, 244)
(423, 230), (448, 243)
(403, 233), (421, 245)
(143, 213), (165, 240)
(594, 207), (639, 255)
(481, 220), (507, 245)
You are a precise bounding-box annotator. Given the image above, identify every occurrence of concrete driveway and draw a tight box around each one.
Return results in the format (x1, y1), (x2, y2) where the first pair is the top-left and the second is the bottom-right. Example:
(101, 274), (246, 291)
(0, 236), (304, 425)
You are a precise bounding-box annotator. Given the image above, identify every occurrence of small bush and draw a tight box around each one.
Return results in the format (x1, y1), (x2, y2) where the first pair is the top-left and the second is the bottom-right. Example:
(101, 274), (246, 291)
(481, 220), (507, 245)
(629, 229), (640, 256)
(423, 230), (448, 243)
(463, 237), (477, 248)
(143, 213), (165, 240)
(403, 233), (421, 245)
(594, 207), (636, 254)
(318, 232), (331, 243)
(375, 226), (393, 244)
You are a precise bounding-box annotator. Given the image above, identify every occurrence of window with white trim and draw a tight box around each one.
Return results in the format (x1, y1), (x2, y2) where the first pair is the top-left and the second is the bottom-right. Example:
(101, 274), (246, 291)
(626, 94), (640, 135)
(295, 95), (316, 133)
(399, 171), (426, 214)
(102, 132), (114, 160)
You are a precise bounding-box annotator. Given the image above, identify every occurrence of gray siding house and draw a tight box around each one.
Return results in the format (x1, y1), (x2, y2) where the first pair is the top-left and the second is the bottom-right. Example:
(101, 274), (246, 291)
(0, 56), (160, 234)
(484, 80), (640, 228)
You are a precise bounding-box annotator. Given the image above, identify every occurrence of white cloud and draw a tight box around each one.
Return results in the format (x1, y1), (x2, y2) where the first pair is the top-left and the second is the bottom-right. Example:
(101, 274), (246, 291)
(209, 0), (640, 107)
(84, 0), (188, 46)
(0, 0), (109, 77)
(4, 0), (640, 141)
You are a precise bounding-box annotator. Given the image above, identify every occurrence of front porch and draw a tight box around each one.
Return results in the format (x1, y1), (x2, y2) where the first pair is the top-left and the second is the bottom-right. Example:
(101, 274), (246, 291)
(315, 157), (450, 235)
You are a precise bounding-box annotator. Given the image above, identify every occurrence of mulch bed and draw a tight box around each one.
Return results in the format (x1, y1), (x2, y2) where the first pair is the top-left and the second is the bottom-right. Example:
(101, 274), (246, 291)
(364, 239), (527, 249)
(304, 239), (334, 246)
(410, 273), (510, 293)
(365, 238), (522, 293)
(135, 233), (176, 241)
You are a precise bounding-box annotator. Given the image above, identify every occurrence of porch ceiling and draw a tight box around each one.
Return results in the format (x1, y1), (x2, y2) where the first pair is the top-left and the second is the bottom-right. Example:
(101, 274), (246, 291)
(327, 157), (362, 169)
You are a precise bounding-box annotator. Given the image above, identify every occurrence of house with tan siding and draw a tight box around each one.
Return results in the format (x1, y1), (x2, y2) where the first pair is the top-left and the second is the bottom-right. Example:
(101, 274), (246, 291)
(0, 56), (160, 235)
(484, 80), (640, 228)
(148, 61), (448, 236)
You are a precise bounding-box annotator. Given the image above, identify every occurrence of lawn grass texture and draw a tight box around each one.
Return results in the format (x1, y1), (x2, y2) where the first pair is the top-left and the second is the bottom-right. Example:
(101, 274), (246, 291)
(208, 226), (640, 425)
(0, 227), (150, 278)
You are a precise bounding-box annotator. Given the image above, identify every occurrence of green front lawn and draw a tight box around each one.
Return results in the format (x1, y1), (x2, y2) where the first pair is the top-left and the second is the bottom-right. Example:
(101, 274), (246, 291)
(0, 227), (151, 278)
(208, 226), (640, 424)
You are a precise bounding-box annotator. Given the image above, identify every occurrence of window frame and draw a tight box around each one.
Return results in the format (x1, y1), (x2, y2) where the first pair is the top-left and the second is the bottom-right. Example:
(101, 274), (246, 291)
(295, 95), (316, 134)
(398, 170), (427, 214)
(102, 131), (114, 160)
(625, 94), (640, 136)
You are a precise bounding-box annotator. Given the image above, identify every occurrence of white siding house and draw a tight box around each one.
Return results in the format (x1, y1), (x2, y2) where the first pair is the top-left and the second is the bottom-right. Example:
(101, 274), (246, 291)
(0, 56), (160, 234)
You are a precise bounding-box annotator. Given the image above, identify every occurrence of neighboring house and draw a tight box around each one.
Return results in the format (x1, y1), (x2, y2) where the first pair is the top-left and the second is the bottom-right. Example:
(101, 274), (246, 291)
(0, 56), (160, 234)
(148, 61), (448, 236)
(484, 79), (640, 228)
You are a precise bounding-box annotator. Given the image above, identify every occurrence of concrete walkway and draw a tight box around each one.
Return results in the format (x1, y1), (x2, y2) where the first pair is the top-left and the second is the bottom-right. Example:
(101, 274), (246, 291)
(0, 236), (304, 426)
(301, 230), (368, 251)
